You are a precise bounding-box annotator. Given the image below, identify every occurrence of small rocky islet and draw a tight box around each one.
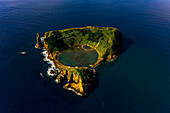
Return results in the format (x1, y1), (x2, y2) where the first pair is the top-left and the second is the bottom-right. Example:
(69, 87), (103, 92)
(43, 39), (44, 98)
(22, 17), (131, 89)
(35, 26), (123, 96)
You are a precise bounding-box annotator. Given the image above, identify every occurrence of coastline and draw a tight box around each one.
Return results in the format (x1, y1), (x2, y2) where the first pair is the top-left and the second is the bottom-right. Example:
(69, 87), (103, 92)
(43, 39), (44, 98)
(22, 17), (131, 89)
(36, 26), (123, 96)
(63, 85), (86, 96)
(41, 48), (58, 76)
(41, 45), (95, 96)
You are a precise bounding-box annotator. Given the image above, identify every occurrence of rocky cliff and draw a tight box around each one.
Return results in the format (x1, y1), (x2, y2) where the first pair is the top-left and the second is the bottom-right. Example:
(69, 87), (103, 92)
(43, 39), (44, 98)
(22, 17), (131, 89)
(36, 26), (123, 96)
(35, 33), (43, 48)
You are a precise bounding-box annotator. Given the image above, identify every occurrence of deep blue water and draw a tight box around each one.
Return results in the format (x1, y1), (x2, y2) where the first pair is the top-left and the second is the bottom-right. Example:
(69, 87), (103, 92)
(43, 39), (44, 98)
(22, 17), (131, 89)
(0, 0), (170, 113)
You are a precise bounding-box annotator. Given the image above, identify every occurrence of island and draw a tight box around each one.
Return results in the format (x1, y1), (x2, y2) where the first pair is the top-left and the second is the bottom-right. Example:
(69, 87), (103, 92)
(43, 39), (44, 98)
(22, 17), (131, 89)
(36, 26), (123, 96)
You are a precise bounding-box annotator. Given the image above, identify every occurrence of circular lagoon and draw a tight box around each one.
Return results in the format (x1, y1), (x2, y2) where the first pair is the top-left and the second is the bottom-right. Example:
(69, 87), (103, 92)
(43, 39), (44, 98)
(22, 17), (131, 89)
(59, 45), (98, 67)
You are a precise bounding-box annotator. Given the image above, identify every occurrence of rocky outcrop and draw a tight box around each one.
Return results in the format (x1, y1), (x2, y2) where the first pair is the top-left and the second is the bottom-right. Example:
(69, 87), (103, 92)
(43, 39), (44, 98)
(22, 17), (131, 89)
(62, 68), (94, 96)
(35, 33), (43, 48)
(54, 66), (95, 96)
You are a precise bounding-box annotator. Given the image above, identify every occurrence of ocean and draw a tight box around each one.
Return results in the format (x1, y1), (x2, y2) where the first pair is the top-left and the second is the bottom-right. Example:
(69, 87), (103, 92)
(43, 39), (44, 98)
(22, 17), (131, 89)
(0, 0), (170, 113)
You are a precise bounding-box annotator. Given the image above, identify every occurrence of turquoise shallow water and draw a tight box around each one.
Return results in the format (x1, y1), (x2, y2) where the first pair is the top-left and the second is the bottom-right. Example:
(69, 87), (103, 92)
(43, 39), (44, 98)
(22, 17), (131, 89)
(0, 0), (170, 113)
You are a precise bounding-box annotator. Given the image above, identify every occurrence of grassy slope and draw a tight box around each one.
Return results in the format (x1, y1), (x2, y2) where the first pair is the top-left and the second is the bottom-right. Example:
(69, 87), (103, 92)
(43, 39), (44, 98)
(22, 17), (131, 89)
(44, 26), (123, 60)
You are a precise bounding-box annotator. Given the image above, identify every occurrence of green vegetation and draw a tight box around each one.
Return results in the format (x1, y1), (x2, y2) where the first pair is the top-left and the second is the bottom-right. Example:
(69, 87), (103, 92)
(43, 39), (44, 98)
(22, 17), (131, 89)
(38, 26), (123, 96)
(69, 68), (94, 81)
(44, 26), (123, 59)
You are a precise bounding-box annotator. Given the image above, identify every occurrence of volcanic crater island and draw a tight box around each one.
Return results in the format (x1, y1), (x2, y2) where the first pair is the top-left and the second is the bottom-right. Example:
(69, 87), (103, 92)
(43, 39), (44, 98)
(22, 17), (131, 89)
(36, 26), (123, 96)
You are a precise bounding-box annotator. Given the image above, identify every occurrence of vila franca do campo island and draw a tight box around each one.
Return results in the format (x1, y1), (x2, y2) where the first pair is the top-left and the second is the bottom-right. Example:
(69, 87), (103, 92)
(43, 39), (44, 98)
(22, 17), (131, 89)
(35, 26), (123, 96)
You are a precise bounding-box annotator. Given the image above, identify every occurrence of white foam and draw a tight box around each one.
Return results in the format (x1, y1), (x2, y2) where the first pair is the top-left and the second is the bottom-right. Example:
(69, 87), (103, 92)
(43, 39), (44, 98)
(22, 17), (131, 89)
(35, 45), (38, 49)
(47, 68), (57, 76)
(42, 51), (47, 56)
(54, 78), (59, 83)
(43, 58), (48, 62)
(40, 73), (44, 77)
(35, 45), (42, 49)
(41, 48), (59, 76)
(42, 52), (50, 62)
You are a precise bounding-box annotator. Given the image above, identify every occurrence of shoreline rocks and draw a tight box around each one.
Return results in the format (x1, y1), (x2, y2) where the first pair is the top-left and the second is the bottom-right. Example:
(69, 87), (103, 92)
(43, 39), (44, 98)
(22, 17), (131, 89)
(35, 33), (43, 48)
(35, 26), (123, 96)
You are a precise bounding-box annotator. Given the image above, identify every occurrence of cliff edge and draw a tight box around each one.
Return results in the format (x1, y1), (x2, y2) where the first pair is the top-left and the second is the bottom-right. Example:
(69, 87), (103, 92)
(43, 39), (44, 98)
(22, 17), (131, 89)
(36, 26), (123, 96)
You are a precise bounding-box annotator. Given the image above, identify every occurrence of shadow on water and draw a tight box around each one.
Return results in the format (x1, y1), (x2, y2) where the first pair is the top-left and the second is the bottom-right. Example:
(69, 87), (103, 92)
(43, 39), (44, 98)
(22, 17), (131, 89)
(40, 37), (133, 101)
(95, 37), (134, 71)
(83, 38), (134, 97)
(65, 37), (133, 99)
(122, 37), (134, 54)
(83, 72), (100, 98)
(98, 37), (133, 69)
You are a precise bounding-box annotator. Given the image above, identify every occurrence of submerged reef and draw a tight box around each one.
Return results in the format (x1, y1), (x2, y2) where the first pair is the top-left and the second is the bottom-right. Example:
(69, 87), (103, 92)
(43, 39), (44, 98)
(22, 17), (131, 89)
(36, 26), (123, 96)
